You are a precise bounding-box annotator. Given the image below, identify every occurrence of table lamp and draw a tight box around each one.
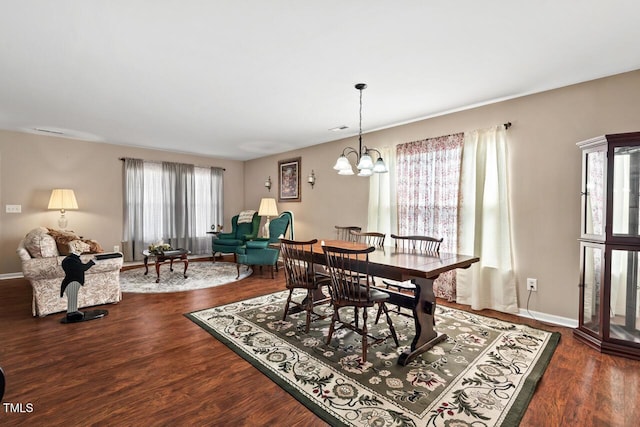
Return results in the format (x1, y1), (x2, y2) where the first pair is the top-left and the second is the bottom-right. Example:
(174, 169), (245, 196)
(258, 197), (278, 238)
(48, 189), (78, 229)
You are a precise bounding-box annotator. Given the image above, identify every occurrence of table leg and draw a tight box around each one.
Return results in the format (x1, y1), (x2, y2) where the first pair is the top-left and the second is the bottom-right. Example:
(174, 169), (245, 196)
(144, 255), (149, 275)
(182, 255), (189, 278)
(155, 259), (162, 283)
(397, 277), (447, 366)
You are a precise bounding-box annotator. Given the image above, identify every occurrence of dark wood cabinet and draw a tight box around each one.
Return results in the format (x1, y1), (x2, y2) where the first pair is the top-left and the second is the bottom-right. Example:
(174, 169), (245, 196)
(575, 132), (640, 359)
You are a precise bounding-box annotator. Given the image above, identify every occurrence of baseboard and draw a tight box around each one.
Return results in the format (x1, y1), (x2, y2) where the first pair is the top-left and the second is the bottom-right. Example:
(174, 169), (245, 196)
(518, 308), (578, 328)
(0, 272), (24, 280)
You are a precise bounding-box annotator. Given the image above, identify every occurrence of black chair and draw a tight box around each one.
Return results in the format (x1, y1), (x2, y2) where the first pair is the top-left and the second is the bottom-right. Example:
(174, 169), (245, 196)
(334, 225), (361, 241)
(349, 230), (385, 248)
(378, 234), (443, 319)
(281, 239), (331, 333)
(322, 244), (398, 362)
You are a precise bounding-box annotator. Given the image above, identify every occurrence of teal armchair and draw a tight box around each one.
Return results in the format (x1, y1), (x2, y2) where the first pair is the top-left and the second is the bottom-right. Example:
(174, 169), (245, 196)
(212, 211), (261, 262)
(236, 212), (292, 279)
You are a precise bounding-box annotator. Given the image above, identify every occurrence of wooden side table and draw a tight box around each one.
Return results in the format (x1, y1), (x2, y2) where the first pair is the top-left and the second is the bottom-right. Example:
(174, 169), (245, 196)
(142, 249), (190, 283)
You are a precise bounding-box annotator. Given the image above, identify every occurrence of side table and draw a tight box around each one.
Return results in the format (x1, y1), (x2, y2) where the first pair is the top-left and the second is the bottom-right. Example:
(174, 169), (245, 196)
(207, 231), (222, 259)
(142, 249), (190, 283)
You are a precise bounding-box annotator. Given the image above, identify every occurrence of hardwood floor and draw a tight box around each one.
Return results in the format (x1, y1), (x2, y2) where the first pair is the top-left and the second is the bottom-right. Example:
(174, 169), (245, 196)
(1, 258), (639, 426)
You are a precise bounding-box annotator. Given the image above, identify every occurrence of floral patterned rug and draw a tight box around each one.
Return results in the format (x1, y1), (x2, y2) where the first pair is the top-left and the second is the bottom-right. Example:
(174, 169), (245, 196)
(120, 261), (252, 293)
(186, 291), (560, 426)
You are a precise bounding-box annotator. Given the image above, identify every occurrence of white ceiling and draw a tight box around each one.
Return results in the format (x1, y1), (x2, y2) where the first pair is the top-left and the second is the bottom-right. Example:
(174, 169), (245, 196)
(1, 1), (640, 161)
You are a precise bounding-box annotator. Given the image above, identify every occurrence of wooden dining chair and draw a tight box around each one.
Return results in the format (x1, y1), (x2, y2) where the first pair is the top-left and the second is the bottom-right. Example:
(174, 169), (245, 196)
(377, 234), (443, 320)
(334, 225), (361, 241)
(281, 238), (332, 333)
(349, 230), (385, 248)
(390, 234), (443, 253)
(322, 244), (399, 362)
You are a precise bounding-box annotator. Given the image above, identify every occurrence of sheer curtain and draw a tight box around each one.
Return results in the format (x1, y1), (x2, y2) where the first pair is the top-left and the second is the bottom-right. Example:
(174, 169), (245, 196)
(122, 158), (145, 261)
(456, 125), (517, 313)
(368, 146), (397, 236)
(395, 133), (464, 300)
(122, 159), (224, 262)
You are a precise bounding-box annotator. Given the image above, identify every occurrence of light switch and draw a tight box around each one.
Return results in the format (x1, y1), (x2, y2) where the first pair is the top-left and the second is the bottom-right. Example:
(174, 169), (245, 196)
(6, 204), (21, 213)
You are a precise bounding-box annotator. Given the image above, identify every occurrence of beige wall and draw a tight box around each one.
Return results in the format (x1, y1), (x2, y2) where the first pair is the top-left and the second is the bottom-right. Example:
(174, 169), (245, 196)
(0, 132), (245, 273)
(245, 69), (640, 321)
(2, 70), (639, 321)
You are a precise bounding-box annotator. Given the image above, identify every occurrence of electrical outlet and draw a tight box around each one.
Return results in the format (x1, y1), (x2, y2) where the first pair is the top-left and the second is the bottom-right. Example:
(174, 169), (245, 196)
(5, 204), (21, 213)
(113, 245), (120, 252)
(526, 278), (538, 292)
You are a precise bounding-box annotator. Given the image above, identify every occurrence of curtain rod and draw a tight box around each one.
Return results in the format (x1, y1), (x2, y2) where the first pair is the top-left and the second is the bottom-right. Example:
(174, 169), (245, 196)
(119, 157), (225, 171)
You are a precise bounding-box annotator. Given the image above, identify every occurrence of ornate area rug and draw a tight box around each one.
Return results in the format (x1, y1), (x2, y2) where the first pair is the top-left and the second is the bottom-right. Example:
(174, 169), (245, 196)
(120, 261), (251, 293)
(186, 291), (560, 426)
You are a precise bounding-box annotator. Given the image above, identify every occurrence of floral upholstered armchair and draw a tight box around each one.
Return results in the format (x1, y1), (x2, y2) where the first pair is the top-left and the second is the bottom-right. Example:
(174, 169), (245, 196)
(16, 227), (123, 317)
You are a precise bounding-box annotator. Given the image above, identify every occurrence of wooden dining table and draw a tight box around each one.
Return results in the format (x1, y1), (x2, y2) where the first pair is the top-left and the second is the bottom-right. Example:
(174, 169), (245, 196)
(306, 239), (480, 366)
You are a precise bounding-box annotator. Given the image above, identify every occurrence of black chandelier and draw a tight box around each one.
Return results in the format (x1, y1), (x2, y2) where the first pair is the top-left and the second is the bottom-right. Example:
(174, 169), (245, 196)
(332, 83), (387, 176)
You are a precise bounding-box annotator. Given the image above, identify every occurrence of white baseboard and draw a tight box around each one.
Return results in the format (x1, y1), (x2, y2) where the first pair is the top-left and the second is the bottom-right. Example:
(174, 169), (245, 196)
(518, 308), (578, 328)
(0, 272), (24, 280)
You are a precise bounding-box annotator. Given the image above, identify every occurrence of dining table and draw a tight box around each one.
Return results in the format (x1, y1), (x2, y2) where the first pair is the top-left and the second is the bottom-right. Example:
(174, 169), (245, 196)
(305, 239), (480, 366)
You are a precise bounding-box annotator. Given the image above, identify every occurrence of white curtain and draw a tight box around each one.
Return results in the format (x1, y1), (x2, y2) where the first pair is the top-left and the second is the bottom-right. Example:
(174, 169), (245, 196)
(456, 125), (518, 313)
(368, 146), (397, 236)
(122, 159), (224, 261)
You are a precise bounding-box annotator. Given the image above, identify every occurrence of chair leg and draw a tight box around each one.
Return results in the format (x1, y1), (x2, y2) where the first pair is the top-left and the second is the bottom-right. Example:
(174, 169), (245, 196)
(282, 289), (294, 321)
(304, 288), (314, 333)
(361, 307), (368, 362)
(381, 303), (399, 347)
(326, 308), (338, 345)
(354, 307), (359, 329)
(374, 304), (383, 324)
(236, 264), (240, 279)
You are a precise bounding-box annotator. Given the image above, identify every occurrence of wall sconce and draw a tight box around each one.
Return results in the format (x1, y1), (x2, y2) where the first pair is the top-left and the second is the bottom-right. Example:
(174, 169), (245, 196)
(307, 170), (316, 189)
(264, 176), (272, 192)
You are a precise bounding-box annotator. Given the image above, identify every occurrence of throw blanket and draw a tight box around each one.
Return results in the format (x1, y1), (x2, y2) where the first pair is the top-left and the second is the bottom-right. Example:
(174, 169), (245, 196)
(237, 210), (256, 224)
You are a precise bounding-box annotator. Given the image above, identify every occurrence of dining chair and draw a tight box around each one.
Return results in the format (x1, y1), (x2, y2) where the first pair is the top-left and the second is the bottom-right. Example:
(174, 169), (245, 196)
(390, 234), (443, 253)
(281, 238), (332, 333)
(322, 244), (399, 362)
(377, 234), (443, 319)
(349, 230), (385, 248)
(334, 225), (361, 241)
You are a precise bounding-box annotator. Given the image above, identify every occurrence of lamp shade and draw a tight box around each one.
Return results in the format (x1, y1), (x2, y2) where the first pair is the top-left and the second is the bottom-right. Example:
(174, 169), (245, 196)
(258, 197), (278, 217)
(333, 155), (351, 171)
(356, 153), (374, 170)
(48, 189), (78, 210)
(372, 157), (388, 173)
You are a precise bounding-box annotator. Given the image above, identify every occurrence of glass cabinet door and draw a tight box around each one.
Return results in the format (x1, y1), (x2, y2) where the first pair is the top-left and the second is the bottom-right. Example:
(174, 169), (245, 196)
(609, 248), (640, 344)
(580, 243), (603, 335)
(583, 149), (606, 239)
(612, 146), (640, 239)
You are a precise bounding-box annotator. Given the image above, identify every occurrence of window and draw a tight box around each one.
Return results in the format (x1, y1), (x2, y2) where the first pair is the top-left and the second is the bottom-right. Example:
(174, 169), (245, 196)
(123, 158), (224, 261)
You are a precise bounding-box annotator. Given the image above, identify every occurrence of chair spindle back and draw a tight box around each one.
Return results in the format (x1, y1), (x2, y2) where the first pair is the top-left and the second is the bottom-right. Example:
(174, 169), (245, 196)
(334, 226), (362, 241)
(280, 238), (318, 290)
(350, 231), (385, 248)
(322, 245), (375, 305)
(390, 234), (443, 253)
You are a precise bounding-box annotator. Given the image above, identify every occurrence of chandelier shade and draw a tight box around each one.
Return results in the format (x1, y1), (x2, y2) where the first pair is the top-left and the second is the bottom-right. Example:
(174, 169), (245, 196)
(333, 83), (387, 177)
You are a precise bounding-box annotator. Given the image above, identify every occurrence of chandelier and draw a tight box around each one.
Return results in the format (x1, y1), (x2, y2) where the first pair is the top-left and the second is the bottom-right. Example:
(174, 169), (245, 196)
(333, 83), (387, 176)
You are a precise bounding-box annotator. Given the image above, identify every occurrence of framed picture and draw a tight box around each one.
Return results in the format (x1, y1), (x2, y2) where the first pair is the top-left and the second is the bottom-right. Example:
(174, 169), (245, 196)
(278, 157), (301, 202)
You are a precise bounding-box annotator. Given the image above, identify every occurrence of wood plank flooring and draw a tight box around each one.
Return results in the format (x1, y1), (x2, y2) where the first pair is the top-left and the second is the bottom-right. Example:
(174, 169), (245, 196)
(1, 258), (639, 426)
